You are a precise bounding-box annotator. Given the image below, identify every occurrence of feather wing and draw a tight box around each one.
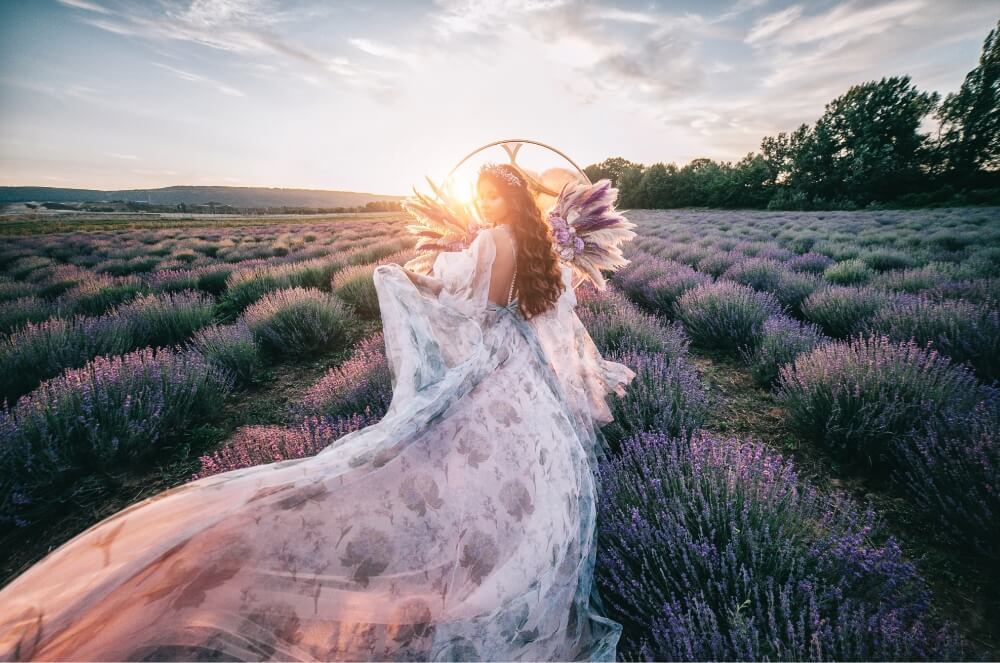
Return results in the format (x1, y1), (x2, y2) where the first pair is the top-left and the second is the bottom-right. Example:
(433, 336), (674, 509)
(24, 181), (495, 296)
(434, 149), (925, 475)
(546, 179), (637, 290)
(401, 175), (483, 274)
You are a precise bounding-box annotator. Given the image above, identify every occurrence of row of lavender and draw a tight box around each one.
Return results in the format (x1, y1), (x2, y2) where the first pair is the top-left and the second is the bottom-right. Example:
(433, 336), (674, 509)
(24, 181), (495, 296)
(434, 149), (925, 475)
(0, 232), (418, 530)
(0, 222), (414, 405)
(610, 210), (999, 569)
(193, 279), (972, 660)
(0, 219), (411, 334)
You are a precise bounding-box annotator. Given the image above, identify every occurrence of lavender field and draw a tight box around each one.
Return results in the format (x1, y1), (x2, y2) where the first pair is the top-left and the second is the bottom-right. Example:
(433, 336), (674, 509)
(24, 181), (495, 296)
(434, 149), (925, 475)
(1, 207), (998, 660)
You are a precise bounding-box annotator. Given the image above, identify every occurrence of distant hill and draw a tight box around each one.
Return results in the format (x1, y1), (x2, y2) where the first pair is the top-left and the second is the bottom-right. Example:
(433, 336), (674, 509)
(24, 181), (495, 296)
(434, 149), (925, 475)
(0, 185), (404, 208)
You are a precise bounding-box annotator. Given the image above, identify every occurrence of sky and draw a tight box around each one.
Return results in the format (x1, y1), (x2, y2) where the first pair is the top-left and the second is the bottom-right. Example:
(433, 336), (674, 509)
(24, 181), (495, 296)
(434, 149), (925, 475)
(0, 0), (996, 196)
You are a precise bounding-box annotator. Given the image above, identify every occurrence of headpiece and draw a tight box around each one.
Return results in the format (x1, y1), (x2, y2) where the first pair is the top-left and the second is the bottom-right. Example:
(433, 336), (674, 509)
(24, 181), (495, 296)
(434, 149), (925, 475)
(478, 162), (523, 188)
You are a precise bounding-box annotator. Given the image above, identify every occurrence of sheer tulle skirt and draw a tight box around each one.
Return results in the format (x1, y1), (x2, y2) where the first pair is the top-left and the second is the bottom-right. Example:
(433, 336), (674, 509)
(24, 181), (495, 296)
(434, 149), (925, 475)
(0, 278), (622, 661)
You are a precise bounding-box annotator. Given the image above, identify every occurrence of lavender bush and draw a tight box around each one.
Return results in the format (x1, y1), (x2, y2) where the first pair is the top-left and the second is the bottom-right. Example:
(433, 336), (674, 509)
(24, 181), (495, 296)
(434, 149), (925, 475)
(674, 280), (785, 355)
(775, 333), (990, 477)
(0, 296), (54, 335)
(188, 321), (263, 386)
(192, 411), (379, 479)
(893, 402), (1000, 562)
(0, 315), (134, 405)
(602, 349), (708, 450)
(859, 296), (1000, 384)
(739, 315), (827, 387)
(298, 332), (393, 420)
(241, 287), (352, 357)
(114, 290), (216, 349)
(595, 430), (968, 661)
(824, 258), (874, 285)
(577, 304), (690, 359)
(330, 263), (381, 320)
(0, 347), (233, 528)
(800, 285), (897, 338)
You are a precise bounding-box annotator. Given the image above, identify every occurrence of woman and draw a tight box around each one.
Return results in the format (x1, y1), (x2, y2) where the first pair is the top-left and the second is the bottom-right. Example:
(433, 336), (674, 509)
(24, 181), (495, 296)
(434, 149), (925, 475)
(0, 163), (636, 662)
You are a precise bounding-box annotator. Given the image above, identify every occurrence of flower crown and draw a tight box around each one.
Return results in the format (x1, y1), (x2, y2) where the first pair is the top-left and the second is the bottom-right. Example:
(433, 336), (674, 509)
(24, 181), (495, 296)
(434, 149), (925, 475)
(478, 162), (523, 188)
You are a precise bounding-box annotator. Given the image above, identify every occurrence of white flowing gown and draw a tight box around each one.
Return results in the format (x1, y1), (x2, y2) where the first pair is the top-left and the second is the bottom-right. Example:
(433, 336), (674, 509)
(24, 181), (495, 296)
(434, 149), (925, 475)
(0, 226), (636, 662)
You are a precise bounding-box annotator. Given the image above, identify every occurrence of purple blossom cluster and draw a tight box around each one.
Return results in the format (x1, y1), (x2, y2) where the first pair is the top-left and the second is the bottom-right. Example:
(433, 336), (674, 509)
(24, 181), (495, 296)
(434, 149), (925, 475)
(775, 332), (990, 478)
(240, 287), (353, 357)
(674, 279), (785, 355)
(298, 331), (393, 420)
(602, 349), (708, 450)
(594, 430), (969, 661)
(192, 410), (379, 479)
(1, 346), (233, 528)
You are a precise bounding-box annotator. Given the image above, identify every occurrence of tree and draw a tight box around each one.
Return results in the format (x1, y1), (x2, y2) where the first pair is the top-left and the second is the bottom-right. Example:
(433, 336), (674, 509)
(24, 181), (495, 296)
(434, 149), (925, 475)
(636, 162), (673, 208)
(584, 157), (644, 188)
(934, 18), (1000, 181)
(813, 76), (939, 203)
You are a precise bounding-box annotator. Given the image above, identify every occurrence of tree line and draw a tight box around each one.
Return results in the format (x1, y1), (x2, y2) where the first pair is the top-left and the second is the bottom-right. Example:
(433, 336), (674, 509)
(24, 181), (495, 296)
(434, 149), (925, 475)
(583, 19), (999, 211)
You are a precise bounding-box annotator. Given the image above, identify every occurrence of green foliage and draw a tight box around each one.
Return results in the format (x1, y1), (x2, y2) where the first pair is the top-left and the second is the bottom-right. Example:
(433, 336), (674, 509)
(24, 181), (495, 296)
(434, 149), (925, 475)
(582, 22), (1000, 210)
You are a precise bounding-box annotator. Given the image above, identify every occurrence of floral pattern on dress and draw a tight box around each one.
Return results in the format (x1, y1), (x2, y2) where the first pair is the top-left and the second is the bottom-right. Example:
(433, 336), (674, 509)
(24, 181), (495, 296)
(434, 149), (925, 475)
(0, 227), (633, 662)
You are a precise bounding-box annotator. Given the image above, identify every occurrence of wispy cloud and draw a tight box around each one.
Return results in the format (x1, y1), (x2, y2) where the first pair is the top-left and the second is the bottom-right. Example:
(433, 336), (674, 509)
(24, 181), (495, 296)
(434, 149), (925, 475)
(71, 0), (401, 101)
(55, 0), (110, 14)
(349, 38), (416, 65)
(151, 61), (246, 96)
(106, 152), (139, 160)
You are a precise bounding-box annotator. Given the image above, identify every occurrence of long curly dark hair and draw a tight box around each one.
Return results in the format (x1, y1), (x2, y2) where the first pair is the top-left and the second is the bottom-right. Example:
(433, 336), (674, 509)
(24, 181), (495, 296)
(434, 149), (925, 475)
(477, 163), (565, 320)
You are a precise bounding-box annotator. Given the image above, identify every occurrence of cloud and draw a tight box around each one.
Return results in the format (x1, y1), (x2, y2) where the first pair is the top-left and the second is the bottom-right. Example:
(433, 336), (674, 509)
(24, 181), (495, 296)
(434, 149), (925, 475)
(70, 0), (401, 102)
(151, 62), (246, 96)
(55, 0), (110, 14)
(107, 152), (139, 160)
(349, 38), (416, 65)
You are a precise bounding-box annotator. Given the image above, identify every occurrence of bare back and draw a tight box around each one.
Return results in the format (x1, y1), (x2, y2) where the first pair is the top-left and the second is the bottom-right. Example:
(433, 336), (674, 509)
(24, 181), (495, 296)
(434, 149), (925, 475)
(487, 226), (517, 307)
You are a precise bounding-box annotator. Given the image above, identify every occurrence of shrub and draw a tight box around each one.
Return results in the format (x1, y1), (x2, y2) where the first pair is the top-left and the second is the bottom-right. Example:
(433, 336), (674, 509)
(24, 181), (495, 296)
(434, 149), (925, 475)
(824, 258), (874, 285)
(800, 285), (897, 338)
(602, 350), (708, 450)
(298, 332), (393, 420)
(57, 274), (147, 316)
(674, 280), (784, 355)
(241, 287), (352, 357)
(577, 304), (690, 359)
(859, 249), (918, 272)
(739, 315), (827, 387)
(114, 290), (216, 349)
(0, 315), (134, 406)
(775, 333), (990, 478)
(191, 411), (379, 479)
(786, 251), (836, 274)
(860, 296), (1000, 384)
(0, 347), (233, 527)
(0, 297), (54, 336)
(721, 257), (784, 293)
(595, 430), (967, 661)
(893, 402), (1000, 562)
(331, 263), (381, 319)
(188, 321), (263, 386)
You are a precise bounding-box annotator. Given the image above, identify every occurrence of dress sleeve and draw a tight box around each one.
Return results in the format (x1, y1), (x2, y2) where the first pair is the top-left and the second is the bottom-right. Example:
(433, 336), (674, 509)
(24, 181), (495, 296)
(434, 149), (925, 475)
(528, 264), (637, 443)
(431, 228), (497, 323)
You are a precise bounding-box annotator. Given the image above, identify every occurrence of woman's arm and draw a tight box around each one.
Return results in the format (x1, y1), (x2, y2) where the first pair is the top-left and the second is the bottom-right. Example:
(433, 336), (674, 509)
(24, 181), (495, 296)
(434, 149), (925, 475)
(403, 267), (444, 296)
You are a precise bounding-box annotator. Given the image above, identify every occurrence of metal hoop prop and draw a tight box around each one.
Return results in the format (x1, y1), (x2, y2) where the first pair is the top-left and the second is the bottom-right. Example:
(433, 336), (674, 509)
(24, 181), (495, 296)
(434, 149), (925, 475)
(441, 139), (594, 290)
(444, 138), (592, 196)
